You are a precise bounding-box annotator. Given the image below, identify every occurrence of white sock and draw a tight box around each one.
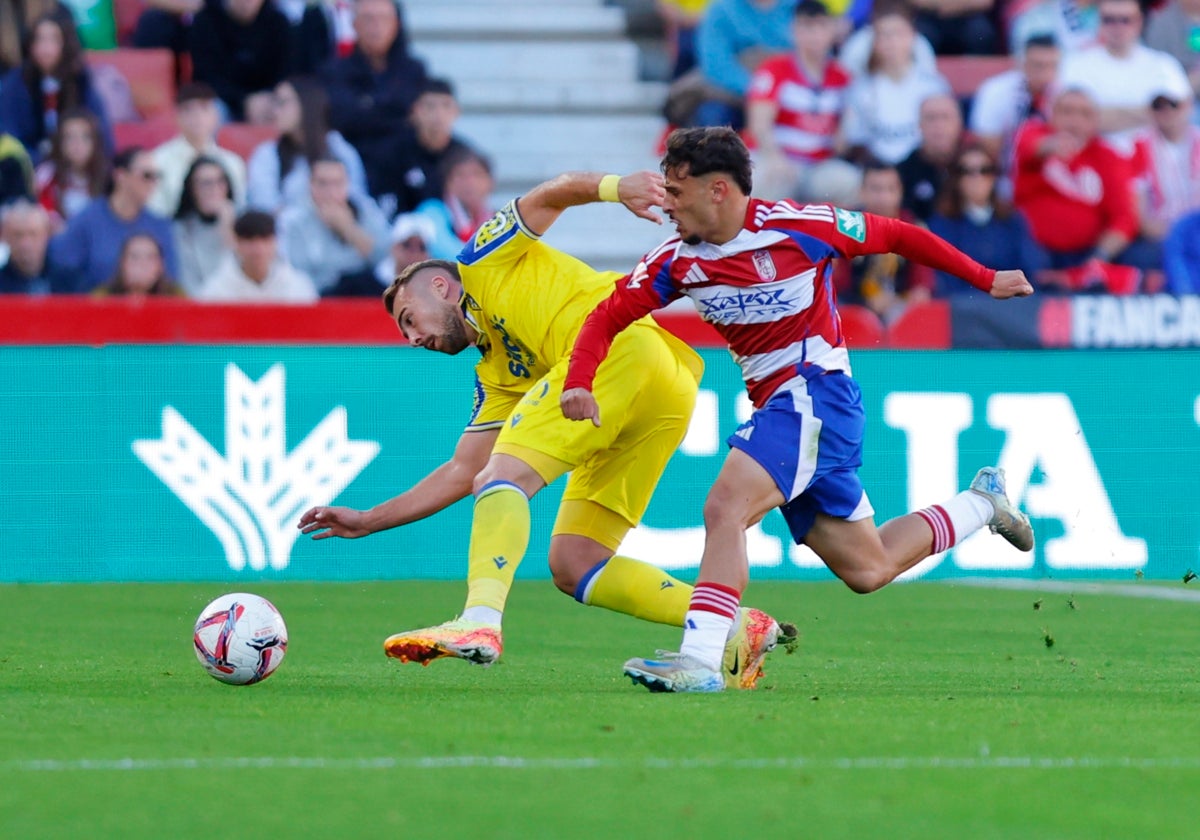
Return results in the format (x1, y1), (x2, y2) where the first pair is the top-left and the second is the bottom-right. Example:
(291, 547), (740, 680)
(916, 491), (993, 554)
(460, 606), (502, 625)
(680, 610), (733, 671)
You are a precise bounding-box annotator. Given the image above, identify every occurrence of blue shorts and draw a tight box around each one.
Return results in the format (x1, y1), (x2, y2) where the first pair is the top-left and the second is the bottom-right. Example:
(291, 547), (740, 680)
(727, 372), (874, 543)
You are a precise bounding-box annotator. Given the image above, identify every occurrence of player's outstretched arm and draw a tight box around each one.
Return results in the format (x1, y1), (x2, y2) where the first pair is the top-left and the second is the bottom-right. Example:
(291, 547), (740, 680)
(297, 428), (498, 540)
(517, 171), (665, 236)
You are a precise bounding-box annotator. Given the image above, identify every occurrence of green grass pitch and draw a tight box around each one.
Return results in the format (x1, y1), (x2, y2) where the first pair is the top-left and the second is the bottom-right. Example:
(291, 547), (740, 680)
(3, 579), (1199, 839)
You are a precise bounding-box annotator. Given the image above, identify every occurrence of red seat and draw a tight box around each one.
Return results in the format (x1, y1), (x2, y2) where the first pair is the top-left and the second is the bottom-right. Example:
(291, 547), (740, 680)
(112, 116), (177, 152)
(112, 0), (145, 46)
(887, 300), (951, 349)
(217, 123), (280, 161)
(86, 48), (175, 120)
(936, 55), (1016, 99)
(839, 303), (886, 348)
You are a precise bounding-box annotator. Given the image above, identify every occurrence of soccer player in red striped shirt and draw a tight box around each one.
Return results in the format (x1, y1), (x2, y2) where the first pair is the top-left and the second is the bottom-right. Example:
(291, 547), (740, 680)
(561, 127), (1037, 693)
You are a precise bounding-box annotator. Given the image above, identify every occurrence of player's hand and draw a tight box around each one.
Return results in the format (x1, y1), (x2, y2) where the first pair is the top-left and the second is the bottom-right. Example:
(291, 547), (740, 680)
(297, 506), (372, 539)
(560, 387), (601, 427)
(618, 171), (665, 224)
(990, 269), (1035, 299)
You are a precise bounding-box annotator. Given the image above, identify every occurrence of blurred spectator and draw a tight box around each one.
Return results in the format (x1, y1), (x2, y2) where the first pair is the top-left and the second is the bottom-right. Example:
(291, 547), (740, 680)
(683, 0), (795, 129)
(33, 107), (107, 226)
(656, 0), (712, 79)
(0, 199), (70, 293)
(1130, 79), (1200, 249)
(323, 0), (428, 200)
(745, 0), (860, 205)
(1059, 0), (1191, 156)
(0, 0), (73, 77)
(969, 33), (1060, 196)
(0, 12), (112, 161)
(927, 141), (1048, 297)
(149, 82), (247, 217)
(836, 159), (934, 322)
(246, 75), (367, 214)
(1145, 0), (1200, 102)
(842, 1), (951, 165)
(910, 0), (998, 55)
(0, 132), (34, 205)
(276, 0), (334, 75)
(49, 146), (179, 291)
(373, 210), (433, 285)
(197, 209), (318, 301)
(836, 4), (938, 77)
(1012, 87), (1139, 273)
(278, 155), (388, 295)
(189, 0), (291, 123)
(1163, 207), (1200, 292)
(91, 233), (185, 297)
(1009, 0), (1098, 55)
(133, 0), (202, 60)
(897, 92), (963, 221)
(379, 77), (474, 219)
(414, 147), (494, 262)
(173, 155), (237, 295)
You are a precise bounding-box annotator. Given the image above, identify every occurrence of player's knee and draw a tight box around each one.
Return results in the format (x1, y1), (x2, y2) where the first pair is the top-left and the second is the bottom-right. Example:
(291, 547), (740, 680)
(547, 547), (582, 596)
(702, 486), (751, 531)
(840, 568), (892, 595)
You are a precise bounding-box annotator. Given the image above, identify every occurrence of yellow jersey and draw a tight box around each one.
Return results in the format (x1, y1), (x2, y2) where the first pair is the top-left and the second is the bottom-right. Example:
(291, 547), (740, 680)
(458, 200), (628, 432)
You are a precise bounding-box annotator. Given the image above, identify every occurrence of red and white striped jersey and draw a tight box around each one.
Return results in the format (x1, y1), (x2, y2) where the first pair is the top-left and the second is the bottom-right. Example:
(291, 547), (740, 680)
(747, 56), (851, 163)
(566, 199), (994, 407)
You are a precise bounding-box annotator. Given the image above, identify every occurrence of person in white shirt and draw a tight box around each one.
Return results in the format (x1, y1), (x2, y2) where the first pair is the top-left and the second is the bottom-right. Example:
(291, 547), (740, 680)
(842, 0), (950, 166)
(197, 210), (318, 303)
(1059, 0), (1192, 156)
(1131, 75), (1200, 249)
(148, 83), (247, 217)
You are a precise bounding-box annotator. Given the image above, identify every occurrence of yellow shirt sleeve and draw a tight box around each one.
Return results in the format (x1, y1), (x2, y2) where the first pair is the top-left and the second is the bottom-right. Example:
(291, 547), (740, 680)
(465, 371), (522, 432)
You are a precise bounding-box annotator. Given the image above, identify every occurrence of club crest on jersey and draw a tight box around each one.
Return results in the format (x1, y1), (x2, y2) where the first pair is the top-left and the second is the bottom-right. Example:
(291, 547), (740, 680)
(834, 208), (866, 242)
(473, 205), (517, 250)
(751, 250), (776, 281)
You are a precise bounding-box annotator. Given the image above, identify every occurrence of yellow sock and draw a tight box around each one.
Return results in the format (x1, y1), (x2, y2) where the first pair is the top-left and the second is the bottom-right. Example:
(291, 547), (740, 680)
(465, 481), (530, 614)
(575, 555), (693, 626)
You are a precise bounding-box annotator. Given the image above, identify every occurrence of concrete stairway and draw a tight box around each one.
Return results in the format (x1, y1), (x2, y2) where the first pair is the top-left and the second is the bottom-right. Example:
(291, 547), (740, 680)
(405, 0), (671, 272)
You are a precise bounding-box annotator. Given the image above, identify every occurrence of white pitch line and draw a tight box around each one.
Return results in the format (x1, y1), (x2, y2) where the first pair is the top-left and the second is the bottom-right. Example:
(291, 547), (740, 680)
(6, 756), (1200, 773)
(946, 578), (1200, 603)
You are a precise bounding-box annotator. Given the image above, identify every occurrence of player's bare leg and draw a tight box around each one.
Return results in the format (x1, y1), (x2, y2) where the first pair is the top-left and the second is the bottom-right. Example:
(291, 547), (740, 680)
(624, 449), (793, 693)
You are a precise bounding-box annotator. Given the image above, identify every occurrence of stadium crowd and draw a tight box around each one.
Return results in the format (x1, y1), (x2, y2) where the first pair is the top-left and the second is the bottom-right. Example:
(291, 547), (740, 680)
(0, 0), (1198, 310)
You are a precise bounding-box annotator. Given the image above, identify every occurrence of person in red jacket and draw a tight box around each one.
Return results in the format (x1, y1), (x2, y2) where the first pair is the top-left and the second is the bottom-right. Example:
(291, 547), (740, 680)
(1013, 86), (1141, 286)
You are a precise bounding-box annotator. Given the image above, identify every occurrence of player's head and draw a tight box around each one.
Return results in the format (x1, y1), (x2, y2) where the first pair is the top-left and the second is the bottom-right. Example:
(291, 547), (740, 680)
(659, 127), (753, 245)
(383, 259), (473, 354)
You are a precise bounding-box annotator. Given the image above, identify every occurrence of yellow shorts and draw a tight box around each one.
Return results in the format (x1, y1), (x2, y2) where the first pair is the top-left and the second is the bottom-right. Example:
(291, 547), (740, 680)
(492, 321), (703, 547)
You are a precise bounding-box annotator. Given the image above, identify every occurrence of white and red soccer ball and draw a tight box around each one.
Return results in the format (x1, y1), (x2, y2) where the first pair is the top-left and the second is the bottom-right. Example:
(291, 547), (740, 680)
(193, 593), (288, 685)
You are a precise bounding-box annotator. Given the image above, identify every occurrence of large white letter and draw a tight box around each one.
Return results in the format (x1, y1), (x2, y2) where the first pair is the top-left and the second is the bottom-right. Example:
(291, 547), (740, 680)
(960, 394), (1146, 569)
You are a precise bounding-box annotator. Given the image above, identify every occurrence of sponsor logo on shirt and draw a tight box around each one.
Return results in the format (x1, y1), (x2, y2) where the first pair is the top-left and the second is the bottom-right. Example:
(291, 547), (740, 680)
(834, 208), (866, 242)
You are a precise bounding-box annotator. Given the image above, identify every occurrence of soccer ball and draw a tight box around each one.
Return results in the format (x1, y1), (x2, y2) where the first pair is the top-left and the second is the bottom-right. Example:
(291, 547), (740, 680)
(193, 593), (288, 685)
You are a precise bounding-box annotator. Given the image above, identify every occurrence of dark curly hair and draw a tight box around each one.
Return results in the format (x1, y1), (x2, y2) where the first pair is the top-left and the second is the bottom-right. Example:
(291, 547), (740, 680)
(660, 127), (753, 195)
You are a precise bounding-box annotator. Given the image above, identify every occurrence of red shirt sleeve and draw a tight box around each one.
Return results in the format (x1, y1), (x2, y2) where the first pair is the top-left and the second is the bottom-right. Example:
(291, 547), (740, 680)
(565, 259), (675, 392)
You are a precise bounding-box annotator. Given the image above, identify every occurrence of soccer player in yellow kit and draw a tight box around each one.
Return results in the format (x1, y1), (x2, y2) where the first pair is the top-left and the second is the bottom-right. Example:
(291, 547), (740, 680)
(298, 170), (795, 689)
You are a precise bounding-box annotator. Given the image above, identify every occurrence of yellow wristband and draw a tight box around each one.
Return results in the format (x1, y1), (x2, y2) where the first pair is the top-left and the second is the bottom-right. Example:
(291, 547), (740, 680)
(598, 174), (621, 203)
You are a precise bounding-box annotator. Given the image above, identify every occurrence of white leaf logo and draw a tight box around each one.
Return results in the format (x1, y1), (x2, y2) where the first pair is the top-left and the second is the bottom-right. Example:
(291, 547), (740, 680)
(133, 363), (379, 571)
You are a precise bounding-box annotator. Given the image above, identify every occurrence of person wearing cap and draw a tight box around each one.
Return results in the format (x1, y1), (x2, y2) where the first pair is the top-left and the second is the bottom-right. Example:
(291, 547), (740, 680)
(148, 82), (248, 217)
(374, 212), (434, 286)
(1059, 0), (1192, 156)
(1130, 78), (1200, 252)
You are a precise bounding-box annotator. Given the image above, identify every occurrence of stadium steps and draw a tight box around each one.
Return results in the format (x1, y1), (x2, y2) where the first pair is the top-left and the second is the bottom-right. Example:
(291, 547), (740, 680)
(404, 0), (667, 272)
